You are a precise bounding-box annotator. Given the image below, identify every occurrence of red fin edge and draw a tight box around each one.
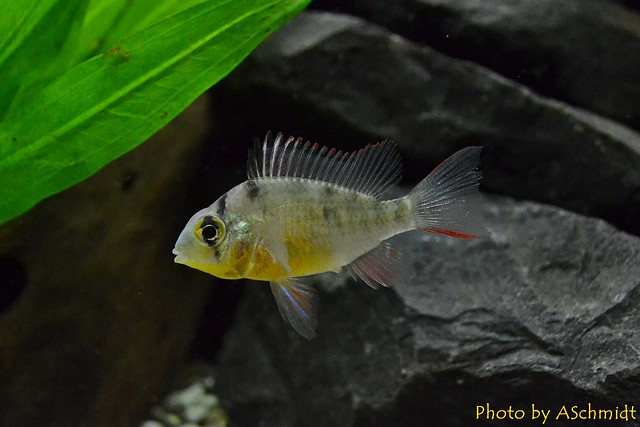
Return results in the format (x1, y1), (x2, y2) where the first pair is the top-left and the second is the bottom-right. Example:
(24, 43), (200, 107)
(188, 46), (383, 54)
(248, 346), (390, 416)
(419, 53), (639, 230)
(421, 227), (479, 239)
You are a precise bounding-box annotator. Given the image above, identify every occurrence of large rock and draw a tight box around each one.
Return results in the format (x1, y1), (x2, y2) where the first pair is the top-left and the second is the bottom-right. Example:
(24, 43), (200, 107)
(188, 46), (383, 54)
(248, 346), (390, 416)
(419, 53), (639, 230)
(312, 0), (640, 131)
(0, 96), (219, 427)
(211, 11), (640, 236)
(215, 195), (640, 426)
(207, 13), (640, 425)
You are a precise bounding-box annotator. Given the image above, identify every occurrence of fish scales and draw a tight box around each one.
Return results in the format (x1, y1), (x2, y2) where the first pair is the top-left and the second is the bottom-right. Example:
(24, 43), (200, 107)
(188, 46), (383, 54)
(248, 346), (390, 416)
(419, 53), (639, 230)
(173, 132), (484, 339)
(231, 178), (414, 279)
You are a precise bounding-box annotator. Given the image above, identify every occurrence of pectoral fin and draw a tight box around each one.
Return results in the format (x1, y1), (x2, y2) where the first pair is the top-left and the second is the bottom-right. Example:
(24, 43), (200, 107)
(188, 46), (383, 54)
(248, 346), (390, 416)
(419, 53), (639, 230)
(270, 277), (318, 339)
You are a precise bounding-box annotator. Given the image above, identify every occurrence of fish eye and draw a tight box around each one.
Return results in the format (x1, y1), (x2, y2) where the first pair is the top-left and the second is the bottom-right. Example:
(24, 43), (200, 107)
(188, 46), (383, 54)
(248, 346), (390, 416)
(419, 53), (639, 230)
(195, 216), (225, 246)
(201, 224), (218, 241)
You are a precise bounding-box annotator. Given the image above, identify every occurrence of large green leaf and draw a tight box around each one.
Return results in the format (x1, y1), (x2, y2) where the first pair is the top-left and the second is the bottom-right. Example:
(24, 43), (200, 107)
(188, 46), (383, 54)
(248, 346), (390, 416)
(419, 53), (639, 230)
(0, 1), (58, 67)
(0, 0), (88, 118)
(0, 0), (310, 226)
(74, 0), (207, 63)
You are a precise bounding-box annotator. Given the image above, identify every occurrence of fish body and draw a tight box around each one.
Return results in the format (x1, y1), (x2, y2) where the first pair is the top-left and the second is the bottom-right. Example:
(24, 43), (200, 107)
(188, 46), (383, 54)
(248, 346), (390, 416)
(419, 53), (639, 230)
(173, 132), (484, 339)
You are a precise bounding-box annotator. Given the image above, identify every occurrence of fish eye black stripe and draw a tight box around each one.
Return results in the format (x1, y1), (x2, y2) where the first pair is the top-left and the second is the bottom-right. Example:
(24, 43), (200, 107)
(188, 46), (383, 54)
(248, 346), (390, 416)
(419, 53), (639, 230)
(201, 215), (218, 228)
(217, 193), (227, 216)
(324, 186), (336, 196)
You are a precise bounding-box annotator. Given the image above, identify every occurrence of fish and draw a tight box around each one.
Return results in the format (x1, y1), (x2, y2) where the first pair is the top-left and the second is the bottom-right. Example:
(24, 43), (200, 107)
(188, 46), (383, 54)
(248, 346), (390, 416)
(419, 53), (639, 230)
(173, 132), (484, 339)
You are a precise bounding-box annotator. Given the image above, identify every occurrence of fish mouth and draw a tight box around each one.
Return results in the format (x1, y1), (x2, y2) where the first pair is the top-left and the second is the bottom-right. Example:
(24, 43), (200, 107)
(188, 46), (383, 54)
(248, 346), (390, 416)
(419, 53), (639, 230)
(172, 247), (183, 264)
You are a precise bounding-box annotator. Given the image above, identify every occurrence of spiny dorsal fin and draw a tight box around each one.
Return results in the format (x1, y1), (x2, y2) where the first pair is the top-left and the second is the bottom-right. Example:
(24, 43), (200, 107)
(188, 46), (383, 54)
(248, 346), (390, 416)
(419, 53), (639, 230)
(247, 131), (402, 199)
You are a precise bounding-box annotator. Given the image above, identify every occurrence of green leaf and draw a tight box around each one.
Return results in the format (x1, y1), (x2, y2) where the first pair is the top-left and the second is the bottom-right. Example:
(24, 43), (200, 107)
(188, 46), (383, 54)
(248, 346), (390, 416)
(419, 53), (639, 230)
(0, 0), (58, 67)
(74, 0), (207, 63)
(0, 0), (89, 118)
(72, 0), (131, 63)
(0, 0), (310, 226)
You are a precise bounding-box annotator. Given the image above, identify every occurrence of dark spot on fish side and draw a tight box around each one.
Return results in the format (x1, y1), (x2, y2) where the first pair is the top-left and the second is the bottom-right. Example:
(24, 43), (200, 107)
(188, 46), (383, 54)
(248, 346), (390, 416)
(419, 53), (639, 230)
(394, 203), (408, 221)
(247, 180), (260, 201)
(160, 112), (168, 120)
(324, 186), (336, 196)
(217, 194), (227, 216)
(0, 257), (27, 312)
(323, 206), (332, 221)
(369, 202), (387, 226)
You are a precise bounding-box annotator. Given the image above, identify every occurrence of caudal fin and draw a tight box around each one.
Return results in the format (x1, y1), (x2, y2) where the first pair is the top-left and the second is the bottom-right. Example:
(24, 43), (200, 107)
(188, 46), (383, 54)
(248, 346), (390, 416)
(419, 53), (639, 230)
(408, 146), (485, 238)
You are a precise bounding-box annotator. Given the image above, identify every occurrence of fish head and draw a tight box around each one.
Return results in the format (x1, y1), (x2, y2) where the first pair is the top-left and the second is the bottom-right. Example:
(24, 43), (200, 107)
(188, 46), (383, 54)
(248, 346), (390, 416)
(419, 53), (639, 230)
(173, 199), (253, 279)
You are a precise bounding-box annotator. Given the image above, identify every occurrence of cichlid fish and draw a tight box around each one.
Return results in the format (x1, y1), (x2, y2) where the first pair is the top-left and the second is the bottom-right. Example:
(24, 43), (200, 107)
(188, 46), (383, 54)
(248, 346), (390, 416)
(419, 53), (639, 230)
(173, 132), (484, 339)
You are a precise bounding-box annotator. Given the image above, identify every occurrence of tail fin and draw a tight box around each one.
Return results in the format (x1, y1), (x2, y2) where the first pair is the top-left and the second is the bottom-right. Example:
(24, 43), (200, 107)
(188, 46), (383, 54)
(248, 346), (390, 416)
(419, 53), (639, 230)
(408, 146), (485, 238)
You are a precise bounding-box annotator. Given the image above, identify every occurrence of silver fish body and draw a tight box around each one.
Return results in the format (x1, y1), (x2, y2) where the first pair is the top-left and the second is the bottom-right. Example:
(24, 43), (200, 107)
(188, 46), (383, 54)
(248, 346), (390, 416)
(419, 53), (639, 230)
(225, 179), (412, 278)
(173, 132), (484, 339)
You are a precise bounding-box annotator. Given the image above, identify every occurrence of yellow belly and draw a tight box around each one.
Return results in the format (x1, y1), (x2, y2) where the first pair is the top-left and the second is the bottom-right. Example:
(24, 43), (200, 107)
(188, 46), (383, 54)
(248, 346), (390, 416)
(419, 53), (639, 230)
(285, 233), (337, 277)
(243, 235), (336, 281)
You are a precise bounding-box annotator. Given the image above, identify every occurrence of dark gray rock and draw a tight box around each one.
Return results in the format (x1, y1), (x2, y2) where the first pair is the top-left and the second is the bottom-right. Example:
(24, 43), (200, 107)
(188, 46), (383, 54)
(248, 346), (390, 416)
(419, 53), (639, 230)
(312, 0), (640, 130)
(0, 96), (217, 427)
(205, 10), (640, 426)
(211, 11), (640, 236)
(215, 195), (640, 426)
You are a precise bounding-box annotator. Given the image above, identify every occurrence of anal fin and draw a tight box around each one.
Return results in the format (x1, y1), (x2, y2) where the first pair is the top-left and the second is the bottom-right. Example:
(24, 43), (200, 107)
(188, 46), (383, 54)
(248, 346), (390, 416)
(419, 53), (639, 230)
(270, 277), (318, 339)
(347, 242), (409, 289)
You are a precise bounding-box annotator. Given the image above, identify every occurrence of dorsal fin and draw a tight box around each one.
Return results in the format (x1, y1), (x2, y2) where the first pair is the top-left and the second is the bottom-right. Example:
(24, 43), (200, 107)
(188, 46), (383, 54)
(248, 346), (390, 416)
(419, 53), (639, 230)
(247, 131), (402, 199)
